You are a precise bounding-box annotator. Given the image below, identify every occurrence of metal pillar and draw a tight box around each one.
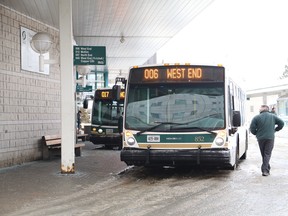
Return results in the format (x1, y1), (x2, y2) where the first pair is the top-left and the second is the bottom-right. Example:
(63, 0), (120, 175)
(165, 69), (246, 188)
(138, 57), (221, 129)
(104, 71), (108, 87)
(59, 0), (75, 173)
(262, 94), (267, 105)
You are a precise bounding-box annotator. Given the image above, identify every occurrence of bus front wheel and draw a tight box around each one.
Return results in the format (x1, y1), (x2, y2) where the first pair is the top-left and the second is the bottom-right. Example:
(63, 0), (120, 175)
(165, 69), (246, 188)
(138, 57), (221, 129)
(230, 145), (239, 170)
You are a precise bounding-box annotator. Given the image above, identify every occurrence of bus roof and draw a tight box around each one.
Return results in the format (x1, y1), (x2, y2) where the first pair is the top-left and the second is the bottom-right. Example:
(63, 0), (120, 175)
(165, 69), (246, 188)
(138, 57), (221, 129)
(130, 63), (224, 69)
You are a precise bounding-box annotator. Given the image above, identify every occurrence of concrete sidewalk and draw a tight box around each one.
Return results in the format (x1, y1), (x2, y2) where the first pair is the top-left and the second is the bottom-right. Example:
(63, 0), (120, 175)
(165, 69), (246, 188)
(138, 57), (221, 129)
(0, 142), (128, 216)
(275, 125), (288, 139)
(1, 127), (287, 216)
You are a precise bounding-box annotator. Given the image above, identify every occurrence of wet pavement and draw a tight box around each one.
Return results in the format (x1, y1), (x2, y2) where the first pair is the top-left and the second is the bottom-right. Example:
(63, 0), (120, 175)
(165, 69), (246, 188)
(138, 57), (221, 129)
(0, 142), (128, 215)
(1, 127), (288, 216)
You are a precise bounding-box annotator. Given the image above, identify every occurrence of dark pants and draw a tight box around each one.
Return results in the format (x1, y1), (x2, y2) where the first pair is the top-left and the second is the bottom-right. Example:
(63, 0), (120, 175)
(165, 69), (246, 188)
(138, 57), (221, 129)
(258, 139), (274, 174)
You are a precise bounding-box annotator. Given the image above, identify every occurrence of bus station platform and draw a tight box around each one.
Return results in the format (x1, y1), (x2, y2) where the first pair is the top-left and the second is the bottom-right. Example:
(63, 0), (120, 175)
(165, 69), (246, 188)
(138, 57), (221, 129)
(1, 128), (288, 216)
(0, 142), (128, 215)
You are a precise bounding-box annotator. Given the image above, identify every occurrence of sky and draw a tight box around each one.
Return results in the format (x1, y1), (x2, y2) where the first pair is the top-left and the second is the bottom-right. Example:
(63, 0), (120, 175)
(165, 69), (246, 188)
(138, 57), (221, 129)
(157, 0), (288, 90)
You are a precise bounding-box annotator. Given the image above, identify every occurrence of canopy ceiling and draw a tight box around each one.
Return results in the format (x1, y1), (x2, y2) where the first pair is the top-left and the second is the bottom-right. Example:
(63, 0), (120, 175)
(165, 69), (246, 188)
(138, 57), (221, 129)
(0, 0), (214, 80)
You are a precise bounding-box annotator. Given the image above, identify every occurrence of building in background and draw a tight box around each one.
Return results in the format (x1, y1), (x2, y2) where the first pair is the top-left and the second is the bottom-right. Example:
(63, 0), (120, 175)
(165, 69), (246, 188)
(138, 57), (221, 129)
(246, 81), (288, 125)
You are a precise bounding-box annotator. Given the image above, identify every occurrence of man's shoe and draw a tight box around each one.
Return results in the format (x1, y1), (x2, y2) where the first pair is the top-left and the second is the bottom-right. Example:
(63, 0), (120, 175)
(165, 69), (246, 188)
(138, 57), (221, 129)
(262, 172), (269, 176)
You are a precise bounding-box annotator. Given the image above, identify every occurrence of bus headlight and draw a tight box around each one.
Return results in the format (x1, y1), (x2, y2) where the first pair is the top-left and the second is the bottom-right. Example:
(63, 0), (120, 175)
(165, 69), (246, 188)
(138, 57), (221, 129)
(127, 137), (136, 146)
(215, 137), (224, 146)
(98, 128), (103, 134)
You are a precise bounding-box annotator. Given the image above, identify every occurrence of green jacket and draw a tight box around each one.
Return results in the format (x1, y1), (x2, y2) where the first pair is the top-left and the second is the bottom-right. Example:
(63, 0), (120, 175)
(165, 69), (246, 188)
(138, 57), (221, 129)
(250, 110), (284, 140)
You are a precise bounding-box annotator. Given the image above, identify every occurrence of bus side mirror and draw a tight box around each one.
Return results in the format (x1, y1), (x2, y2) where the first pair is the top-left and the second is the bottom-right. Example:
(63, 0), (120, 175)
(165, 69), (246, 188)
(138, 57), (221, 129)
(112, 85), (121, 101)
(232, 110), (241, 127)
(83, 99), (88, 109)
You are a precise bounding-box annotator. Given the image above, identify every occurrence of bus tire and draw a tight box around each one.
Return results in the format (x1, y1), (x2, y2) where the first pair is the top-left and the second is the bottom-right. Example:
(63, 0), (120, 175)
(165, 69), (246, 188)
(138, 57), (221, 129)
(240, 133), (248, 160)
(229, 144), (239, 170)
(240, 151), (247, 160)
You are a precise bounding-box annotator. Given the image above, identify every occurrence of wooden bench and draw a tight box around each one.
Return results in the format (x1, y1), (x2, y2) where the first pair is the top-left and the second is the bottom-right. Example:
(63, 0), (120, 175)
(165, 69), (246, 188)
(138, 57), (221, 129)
(77, 133), (88, 141)
(42, 134), (86, 160)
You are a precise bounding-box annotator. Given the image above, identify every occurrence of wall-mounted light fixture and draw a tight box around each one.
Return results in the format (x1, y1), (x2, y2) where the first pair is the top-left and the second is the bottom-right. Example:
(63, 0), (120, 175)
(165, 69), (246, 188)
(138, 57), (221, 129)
(76, 65), (91, 87)
(30, 32), (58, 72)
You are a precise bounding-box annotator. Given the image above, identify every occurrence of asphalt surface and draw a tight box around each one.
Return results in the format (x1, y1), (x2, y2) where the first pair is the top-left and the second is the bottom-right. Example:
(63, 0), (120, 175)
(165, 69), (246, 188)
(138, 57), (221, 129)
(1, 127), (288, 216)
(0, 142), (128, 216)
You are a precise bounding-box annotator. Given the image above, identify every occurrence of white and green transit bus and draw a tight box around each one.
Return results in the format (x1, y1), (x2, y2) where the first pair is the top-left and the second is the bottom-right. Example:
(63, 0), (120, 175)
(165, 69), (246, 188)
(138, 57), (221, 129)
(120, 64), (248, 169)
(89, 77), (126, 149)
(89, 88), (125, 148)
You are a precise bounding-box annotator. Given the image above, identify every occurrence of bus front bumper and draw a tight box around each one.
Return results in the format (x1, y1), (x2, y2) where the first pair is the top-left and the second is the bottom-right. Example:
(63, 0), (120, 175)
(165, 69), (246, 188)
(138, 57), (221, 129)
(90, 134), (121, 145)
(120, 147), (231, 167)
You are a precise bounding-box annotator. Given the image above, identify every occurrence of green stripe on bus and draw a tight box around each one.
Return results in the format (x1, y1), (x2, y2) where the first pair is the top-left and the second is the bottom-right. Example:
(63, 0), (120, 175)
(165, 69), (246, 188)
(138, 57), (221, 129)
(134, 133), (215, 143)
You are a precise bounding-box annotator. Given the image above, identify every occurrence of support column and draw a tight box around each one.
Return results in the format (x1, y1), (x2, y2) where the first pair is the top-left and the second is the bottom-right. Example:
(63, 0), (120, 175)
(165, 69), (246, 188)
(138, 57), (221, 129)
(59, 0), (75, 173)
(104, 71), (108, 87)
(262, 94), (267, 105)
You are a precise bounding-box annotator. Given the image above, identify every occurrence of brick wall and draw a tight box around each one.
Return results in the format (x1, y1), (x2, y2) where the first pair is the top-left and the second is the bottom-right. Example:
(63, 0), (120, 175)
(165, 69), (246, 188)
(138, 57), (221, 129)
(0, 5), (61, 168)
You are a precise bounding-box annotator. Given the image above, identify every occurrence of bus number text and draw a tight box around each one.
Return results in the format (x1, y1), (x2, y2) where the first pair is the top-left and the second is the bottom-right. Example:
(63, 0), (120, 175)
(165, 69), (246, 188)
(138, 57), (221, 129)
(144, 69), (159, 80)
(101, 91), (109, 98)
(195, 136), (204, 142)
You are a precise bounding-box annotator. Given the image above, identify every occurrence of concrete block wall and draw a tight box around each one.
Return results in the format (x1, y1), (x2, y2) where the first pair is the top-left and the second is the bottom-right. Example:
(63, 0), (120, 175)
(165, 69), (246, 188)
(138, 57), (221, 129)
(0, 5), (61, 168)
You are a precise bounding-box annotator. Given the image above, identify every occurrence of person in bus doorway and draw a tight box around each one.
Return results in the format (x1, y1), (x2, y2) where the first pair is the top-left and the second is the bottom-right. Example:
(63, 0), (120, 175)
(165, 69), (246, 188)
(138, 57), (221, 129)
(118, 112), (123, 136)
(117, 112), (124, 149)
(77, 110), (82, 133)
(249, 105), (284, 176)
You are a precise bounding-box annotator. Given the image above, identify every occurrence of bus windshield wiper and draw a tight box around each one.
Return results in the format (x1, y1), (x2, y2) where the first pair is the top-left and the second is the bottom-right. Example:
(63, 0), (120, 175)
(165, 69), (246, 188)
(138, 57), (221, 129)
(171, 126), (217, 135)
(136, 121), (187, 135)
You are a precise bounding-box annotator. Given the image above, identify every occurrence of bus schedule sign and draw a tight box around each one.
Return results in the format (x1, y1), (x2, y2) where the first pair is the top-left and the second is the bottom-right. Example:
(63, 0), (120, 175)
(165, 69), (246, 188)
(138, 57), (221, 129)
(76, 85), (92, 92)
(74, 46), (106, 65)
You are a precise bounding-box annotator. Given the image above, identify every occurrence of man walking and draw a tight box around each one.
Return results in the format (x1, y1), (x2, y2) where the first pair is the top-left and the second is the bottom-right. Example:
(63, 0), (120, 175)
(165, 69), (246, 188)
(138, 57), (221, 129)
(250, 105), (284, 176)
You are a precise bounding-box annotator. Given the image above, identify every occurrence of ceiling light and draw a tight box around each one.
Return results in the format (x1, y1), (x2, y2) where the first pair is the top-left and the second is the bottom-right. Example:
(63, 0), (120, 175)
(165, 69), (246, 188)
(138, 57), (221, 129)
(120, 35), (125, 43)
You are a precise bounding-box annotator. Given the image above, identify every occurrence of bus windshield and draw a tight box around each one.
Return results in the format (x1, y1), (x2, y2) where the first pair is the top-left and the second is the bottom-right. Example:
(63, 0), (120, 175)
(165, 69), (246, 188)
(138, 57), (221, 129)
(125, 83), (225, 132)
(92, 100), (124, 126)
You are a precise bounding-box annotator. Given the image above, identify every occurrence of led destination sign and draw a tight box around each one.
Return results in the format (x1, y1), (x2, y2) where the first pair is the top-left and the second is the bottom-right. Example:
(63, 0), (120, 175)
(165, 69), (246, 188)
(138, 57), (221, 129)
(144, 67), (202, 80)
(129, 65), (224, 83)
(95, 89), (125, 100)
